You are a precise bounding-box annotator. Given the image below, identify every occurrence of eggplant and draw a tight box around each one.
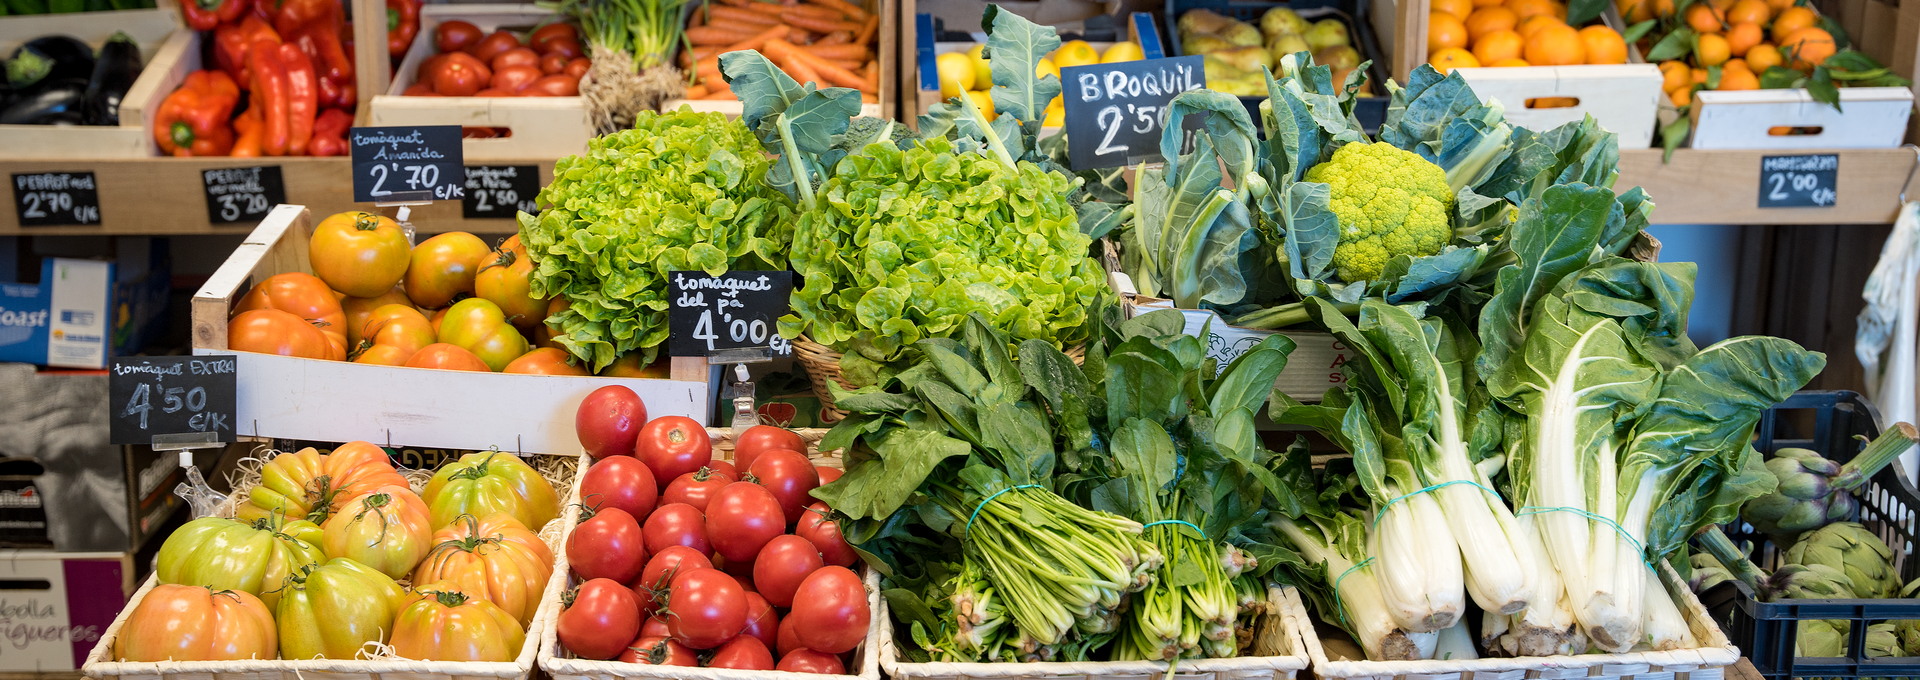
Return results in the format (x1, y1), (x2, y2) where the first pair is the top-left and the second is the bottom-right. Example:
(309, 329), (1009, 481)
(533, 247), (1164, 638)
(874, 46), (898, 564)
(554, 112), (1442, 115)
(8, 35), (93, 91)
(0, 76), (85, 124)
(81, 32), (138, 125)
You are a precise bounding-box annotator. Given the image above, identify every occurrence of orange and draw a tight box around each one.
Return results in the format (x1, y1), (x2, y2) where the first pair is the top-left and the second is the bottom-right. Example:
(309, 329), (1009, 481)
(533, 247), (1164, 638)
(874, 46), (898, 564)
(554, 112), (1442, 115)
(1621, 0), (1657, 22)
(1765, 0), (1796, 15)
(1472, 0), (1504, 8)
(1579, 24), (1629, 63)
(1718, 64), (1760, 89)
(1725, 21), (1764, 56)
(1696, 32), (1732, 65)
(1524, 23), (1587, 64)
(1507, 0), (1567, 19)
(1651, 0), (1679, 17)
(1433, 0), (1476, 19)
(1709, 0), (1736, 11)
(1474, 30), (1527, 62)
(1692, 66), (1710, 84)
(1685, 3), (1727, 32)
(1670, 86), (1693, 107)
(1746, 41), (1784, 70)
(1726, 57), (1750, 71)
(1725, 0), (1772, 23)
(1779, 25), (1836, 69)
(1518, 14), (1563, 37)
(1466, 6), (1520, 40)
(1429, 12), (1472, 52)
(1660, 60), (1691, 90)
(1771, 6), (1818, 41)
(1490, 57), (1533, 65)
(1430, 47), (1483, 73)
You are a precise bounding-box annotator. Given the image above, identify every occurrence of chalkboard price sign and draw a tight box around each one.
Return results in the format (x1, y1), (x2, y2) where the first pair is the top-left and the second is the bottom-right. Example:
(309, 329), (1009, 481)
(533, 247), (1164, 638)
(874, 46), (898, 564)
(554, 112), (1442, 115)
(667, 271), (794, 358)
(109, 355), (238, 445)
(349, 125), (465, 203)
(463, 165), (540, 219)
(12, 171), (101, 226)
(1758, 154), (1839, 208)
(1061, 56), (1207, 170)
(202, 166), (286, 224)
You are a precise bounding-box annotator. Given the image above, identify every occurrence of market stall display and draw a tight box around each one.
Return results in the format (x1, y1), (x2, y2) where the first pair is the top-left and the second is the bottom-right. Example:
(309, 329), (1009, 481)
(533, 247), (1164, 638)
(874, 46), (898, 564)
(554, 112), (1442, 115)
(0, 8), (189, 158)
(145, 0), (360, 156)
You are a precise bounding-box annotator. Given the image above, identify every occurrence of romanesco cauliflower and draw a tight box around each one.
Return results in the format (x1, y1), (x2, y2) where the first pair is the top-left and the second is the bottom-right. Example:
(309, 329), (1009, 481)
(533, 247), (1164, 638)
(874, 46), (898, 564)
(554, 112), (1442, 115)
(1304, 141), (1452, 282)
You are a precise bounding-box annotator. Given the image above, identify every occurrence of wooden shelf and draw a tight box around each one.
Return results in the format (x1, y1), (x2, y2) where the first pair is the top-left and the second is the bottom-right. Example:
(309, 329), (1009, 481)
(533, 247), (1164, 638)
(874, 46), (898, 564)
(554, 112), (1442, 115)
(1621, 147), (1917, 225)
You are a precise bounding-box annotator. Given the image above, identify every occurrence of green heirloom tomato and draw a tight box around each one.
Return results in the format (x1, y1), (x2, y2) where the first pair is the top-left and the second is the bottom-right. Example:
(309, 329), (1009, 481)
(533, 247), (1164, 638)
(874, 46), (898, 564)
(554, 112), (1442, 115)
(277, 557), (408, 659)
(156, 516), (326, 608)
(424, 452), (561, 531)
(437, 298), (530, 371)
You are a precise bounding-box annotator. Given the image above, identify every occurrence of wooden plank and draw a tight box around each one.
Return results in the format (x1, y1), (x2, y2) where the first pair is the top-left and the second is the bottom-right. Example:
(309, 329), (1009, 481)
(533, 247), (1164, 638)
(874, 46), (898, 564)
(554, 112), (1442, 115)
(1618, 147), (1914, 225)
(1396, 0), (1426, 81)
(190, 206), (306, 351)
(352, 0), (386, 124)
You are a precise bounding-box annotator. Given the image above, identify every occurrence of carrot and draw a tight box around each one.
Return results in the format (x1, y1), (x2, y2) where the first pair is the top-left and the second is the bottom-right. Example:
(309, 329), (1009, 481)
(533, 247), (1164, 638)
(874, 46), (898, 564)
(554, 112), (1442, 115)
(687, 25), (761, 45)
(775, 52), (822, 86)
(825, 57), (864, 69)
(689, 7), (704, 25)
(783, 11), (863, 33)
(855, 14), (878, 45)
(862, 59), (879, 92)
(780, 3), (845, 19)
(715, 0), (750, 6)
(686, 83), (710, 98)
(768, 38), (869, 90)
(741, 1), (787, 16)
(790, 43), (868, 59)
(709, 5), (780, 25)
(819, 31), (852, 45)
(698, 85), (736, 99)
(806, 0), (868, 21)
(861, 92), (877, 103)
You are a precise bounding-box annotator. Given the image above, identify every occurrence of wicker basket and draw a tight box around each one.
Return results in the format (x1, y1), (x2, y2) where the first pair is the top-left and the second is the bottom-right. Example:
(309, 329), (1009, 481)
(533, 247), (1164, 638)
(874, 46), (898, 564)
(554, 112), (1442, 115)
(793, 335), (1085, 423)
(1299, 564), (1739, 680)
(536, 430), (882, 680)
(877, 585), (1312, 680)
(81, 450), (585, 680)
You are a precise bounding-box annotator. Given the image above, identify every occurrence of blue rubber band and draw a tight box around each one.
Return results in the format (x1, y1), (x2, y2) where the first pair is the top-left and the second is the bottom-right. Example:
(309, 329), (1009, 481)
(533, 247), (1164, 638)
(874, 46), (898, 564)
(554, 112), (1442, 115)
(1330, 556), (1378, 627)
(1369, 479), (1501, 531)
(1515, 505), (1653, 567)
(1141, 519), (1202, 534)
(965, 484), (1042, 536)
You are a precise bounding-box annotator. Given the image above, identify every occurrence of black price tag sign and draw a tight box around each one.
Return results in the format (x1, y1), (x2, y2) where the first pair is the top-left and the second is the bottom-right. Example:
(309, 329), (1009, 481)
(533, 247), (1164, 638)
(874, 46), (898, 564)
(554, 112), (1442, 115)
(1061, 56), (1207, 170)
(109, 355), (238, 446)
(1758, 154), (1839, 208)
(349, 125), (465, 203)
(463, 165), (540, 219)
(12, 172), (101, 226)
(201, 166), (286, 224)
(667, 270), (794, 358)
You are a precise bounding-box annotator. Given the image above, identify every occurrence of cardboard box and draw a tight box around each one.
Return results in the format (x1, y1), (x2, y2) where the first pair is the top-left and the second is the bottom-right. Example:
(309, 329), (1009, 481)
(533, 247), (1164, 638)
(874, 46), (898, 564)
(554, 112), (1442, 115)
(0, 259), (112, 370)
(0, 551), (133, 672)
(1123, 295), (1354, 400)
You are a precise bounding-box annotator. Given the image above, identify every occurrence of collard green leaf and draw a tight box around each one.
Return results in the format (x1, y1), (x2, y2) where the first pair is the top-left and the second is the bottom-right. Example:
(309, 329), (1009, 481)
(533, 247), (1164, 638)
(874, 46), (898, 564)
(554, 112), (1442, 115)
(981, 5), (1062, 126)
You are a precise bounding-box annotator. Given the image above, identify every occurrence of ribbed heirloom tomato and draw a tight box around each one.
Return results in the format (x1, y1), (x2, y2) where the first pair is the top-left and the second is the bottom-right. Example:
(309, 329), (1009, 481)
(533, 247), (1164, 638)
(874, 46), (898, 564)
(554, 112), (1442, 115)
(353, 304), (435, 365)
(276, 557), (407, 659)
(155, 516), (324, 607)
(116, 585), (276, 661)
(412, 513), (555, 626)
(233, 272), (347, 354)
(438, 298), (531, 371)
(423, 451), (561, 530)
(321, 486), (434, 579)
(309, 211), (410, 297)
(237, 442), (408, 525)
(392, 582), (526, 661)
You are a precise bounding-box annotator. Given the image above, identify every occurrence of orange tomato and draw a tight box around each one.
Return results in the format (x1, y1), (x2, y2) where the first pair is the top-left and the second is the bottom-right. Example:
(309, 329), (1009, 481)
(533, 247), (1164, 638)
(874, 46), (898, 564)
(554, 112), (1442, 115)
(1771, 6), (1818, 41)
(1685, 2), (1727, 32)
(1696, 32), (1732, 66)
(1474, 29), (1527, 63)
(1465, 6), (1519, 41)
(1779, 26), (1835, 69)
(503, 347), (591, 375)
(115, 586), (276, 661)
(1765, 0), (1796, 15)
(1579, 25), (1628, 64)
(308, 211), (410, 298)
(406, 343), (493, 372)
(1725, 21), (1764, 56)
(1524, 23), (1587, 65)
(1430, 12), (1472, 52)
(229, 309), (336, 360)
(342, 286), (412, 348)
(597, 351), (671, 378)
(233, 272), (346, 348)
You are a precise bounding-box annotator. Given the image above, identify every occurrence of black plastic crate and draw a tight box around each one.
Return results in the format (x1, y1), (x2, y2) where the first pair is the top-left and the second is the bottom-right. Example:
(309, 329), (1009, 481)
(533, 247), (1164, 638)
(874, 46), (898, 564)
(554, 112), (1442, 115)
(1162, 0), (1390, 133)
(1694, 390), (1920, 680)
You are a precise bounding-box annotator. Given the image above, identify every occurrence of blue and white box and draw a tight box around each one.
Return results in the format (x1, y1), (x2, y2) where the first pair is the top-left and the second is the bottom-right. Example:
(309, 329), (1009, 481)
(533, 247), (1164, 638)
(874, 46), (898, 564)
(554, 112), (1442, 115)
(0, 258), (112, 369)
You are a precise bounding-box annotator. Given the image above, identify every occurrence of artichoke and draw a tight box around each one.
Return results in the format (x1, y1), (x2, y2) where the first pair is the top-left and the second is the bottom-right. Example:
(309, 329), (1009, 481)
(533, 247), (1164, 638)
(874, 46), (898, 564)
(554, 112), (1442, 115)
(1785, 522), (1903, 599)
(1868, 622), (1905, 658)
(1689, 551), (1736, 592)
(1741, 426), (1920, 542)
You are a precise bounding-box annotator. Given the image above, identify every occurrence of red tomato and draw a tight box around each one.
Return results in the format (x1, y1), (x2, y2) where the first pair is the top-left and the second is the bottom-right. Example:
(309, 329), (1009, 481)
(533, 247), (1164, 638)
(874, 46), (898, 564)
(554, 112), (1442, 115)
(640, 615), (670, 638)
(789, 567), (869, 654)
(229, 309), (335, 359)
(708, 636), (774, 670)
(753, 535), (824, 608)
(643, 502), (711, 557)
(564, 57), (590, 79)
(491, 47), (540, 71)
(706, 482), (783, 564)
(618, 634), (696, 665)
(435, 20), (483, 53)
(523, 74), (579, 96)
(530, 23), (579, 52)
(776, 615), (803, 656)
(734, 425), (806, 472)
(633, 545), (712, 614)
(707, 460), (739, 480)
(778, 649), (846, 674)
(473, 88), (515, 97)
(402, 82), (438, 96)
(749, 449), (821, 526)
(405, 343), (491, 371)
(468, 30), (521, 65)
(720, 553), (756, 584)
(576, 385), (648, 460)
(797, 502), (859, 567)
(579, 455), (656, 519)
(490, 65), (542, 92)
(635, 416), (711, 485)
(666, 568), (747, 650)
(568, 506), (648, 583)
(428, 51), (490, 96)
(557, 578), (642, 660)
(741, 591), (778, 650)
(817, 465), (844, 484)
(539, 52), (569, 74)
(502, 347), (588, 375)
(661, 468), (731, 512)
(541, 38), (584, 60)
(404, 231), (491, 308)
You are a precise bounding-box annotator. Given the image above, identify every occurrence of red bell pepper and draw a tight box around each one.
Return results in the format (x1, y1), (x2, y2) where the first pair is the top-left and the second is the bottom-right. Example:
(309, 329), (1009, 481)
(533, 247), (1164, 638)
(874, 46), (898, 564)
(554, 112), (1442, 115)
(153, 71), (239, 157)
(279, 43), (318, 155)
(248, 38), (291, 155)
(181, 0), (247, 31)
(271, 0), (333, 40)
(387, 0), (420, 57)
(232, 105), (263, 158)
(309, 108), (351, 157)
(214, 16), (279, 85)
(294, 23), (350, 82)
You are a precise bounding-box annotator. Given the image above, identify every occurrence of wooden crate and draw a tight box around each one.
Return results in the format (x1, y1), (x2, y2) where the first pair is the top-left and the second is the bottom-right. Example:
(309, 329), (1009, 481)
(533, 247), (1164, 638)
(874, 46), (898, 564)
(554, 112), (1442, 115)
(369, 4), (595, 160)
(664, 0), (896, 119)
(0, 8), (195, 159)
(1690, 87), (1914, 150)
(189, 204), (713, 454)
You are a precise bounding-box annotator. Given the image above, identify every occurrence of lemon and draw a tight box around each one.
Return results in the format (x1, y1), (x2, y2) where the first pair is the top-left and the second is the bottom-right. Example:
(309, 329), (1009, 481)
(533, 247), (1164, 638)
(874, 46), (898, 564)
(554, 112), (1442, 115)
(965, 44), (993, 90)
(1101, 41), (1145, 63)
(1052, 39), (1101, 69)
(935, 52), (975, 98)
(1035, 57), (1060, 80)
(1043, 97), (1065, 127)
(965, 90), (996, 119)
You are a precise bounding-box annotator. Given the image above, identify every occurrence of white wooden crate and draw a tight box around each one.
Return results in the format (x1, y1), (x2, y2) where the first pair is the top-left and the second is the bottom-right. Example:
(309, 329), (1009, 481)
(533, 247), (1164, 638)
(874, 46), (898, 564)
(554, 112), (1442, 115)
(369, 4), (594, 160)
(0, 7), (195, 159)
(1455, 64), (1664, 146)
(189, 204), (712, 454)
(1690, 87), (1914, 150)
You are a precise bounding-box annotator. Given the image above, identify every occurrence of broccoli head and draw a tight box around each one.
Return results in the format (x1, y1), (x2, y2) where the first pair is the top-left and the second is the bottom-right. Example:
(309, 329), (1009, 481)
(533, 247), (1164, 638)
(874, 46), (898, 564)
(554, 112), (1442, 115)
(1304, 141), (1452, 282)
